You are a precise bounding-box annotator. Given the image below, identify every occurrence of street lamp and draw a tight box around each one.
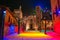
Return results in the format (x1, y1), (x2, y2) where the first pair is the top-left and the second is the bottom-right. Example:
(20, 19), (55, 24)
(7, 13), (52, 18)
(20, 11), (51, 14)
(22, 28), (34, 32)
(44, 17), (46, 34)
(18, 18), (20, 34)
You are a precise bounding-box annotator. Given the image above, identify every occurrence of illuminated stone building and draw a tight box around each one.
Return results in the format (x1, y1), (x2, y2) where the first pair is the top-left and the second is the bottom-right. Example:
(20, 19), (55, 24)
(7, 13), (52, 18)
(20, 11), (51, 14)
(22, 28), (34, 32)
(14, 6), (23, 20)
(36, 6), (42, 24)
(35, 6), (42, 31)
(25, 15), (38, 31)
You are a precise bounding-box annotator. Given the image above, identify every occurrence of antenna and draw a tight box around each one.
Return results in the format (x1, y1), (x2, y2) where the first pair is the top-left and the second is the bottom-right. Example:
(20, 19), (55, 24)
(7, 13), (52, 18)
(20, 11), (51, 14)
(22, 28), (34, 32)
(19, 5), (21, 10)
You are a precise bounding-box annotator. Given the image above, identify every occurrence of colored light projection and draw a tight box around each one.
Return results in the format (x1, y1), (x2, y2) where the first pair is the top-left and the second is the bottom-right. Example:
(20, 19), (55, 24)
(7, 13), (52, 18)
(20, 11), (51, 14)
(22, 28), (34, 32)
(58, 11), (60, 13)
(54, 17), (60, 34)
(9, 24), (15, 34)
(18, 32), (51, 38)
(15, 25), (18, 33)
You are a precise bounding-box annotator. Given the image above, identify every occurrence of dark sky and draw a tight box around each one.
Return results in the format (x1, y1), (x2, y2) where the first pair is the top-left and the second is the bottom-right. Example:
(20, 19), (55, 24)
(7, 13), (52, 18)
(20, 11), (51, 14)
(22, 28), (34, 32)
(0, 0), (51, 16)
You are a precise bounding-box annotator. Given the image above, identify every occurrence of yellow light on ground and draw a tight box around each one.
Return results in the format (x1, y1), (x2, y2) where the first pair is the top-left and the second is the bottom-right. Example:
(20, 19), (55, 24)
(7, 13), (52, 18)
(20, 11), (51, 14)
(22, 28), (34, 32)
(18, 32), (51, 38)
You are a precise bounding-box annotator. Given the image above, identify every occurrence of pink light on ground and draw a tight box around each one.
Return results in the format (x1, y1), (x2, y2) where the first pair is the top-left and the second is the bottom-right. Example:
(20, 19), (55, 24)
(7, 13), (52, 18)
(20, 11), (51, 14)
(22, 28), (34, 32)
(47, 32), (60, 40)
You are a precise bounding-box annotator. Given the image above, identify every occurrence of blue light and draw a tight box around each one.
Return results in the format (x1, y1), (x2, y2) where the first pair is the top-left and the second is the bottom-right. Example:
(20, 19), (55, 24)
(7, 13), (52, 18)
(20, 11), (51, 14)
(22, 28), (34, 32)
(3, 11), (6, 16)
(3, 11), (6, 13)
(50, 12), (52, 15)
(34, 2), (44, 9)
(9, 24), (15, 34)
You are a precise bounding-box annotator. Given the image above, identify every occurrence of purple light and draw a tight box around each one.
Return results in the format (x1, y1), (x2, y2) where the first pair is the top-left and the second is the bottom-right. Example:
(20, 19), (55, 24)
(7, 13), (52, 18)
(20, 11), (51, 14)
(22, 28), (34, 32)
(58, 11), (60, 13)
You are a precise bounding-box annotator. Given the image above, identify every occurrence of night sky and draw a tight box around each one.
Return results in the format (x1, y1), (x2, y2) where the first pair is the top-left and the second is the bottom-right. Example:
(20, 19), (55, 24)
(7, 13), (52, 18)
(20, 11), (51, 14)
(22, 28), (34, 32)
(0, 0), (51, 16)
